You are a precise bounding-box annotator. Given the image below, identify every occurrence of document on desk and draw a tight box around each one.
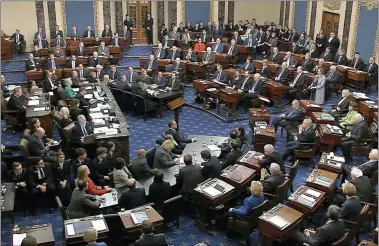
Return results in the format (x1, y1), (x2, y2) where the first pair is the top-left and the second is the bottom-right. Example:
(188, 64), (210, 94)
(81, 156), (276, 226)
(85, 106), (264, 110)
(66, 224), (75, 236)
(94, 126), (109, 134)
(28, 100), (40, 106)
(327, 155), (345, 162)
(91, 219), (107, 231)
(308, 104), (321, 108)
(267, 215), (289, 229)
(203, 186), (222, 198)
(72, 88), (80, 92)
(105, 128), (118, 135)
(28, 96), (40, 100)
(93, 119), (105, 125)
(90, 107), (101, 113)
(305, 189), (321, 198)
(207, 145), (221, 157)
(33, 107), (46, 112)
(89, 112), (104, 119)
(299, 194), (315, 203)
(13, 233), (27, 246)
(48, 91), (54, 96)
(258, 96), (270, 103)
(84, 94), (93, 99)
(131, 211), (150, 225)
(112, 123), (120, 129)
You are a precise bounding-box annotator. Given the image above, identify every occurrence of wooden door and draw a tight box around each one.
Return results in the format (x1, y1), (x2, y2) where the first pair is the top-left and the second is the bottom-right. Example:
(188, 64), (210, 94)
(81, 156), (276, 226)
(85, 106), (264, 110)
(128, 1), (151, 44)
(321, 12), (340, 35)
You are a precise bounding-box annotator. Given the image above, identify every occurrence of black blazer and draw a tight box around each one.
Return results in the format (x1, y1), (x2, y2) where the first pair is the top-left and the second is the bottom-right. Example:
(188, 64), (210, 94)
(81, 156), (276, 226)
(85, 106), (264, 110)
(75, 46), (88, 57)
(305, 220), (345, 246)
(259, 151), (284, 172)
(276, 68), (289, 83)
(327, 37), (340, 54)
(167, 50), (180, 60)
(71, 157), (91, 178)
(71, 122), (94, 142)
(153, 48), (166, 59)
(43, 77), (58, 92)
(135, 233), (168, 246)
(7, 94), (26, 111)
(66, 59), (79, 69)
(212, 70), (228, 83)
(50, 30), (63, 39)
(269, 53), (282, 64)
(171, 63), (186, 74)
(183, 52), (197, 62)
(223, 149), (243, 168)
(201, 156), (222, 180)
(359, 160), (378, 179)
(340, 196), (362, 221)
(297, 127), (316, 149)
(74, 93), (90, 108)
(148, 181), (171, 210)
(350, 121), (369, 141)
(291, 73), (307, 92)
(176, 165), (204, 195)
(365, 63), (378, 78)
(27, 165), (54, 188)
(101, 29), (113, 38)
(89, 157), (110, 183)
(28, 134), (48, 156)
(334, 55), (348, 66)
(301, 59), (314, 72)
(26, 59), (40, 71)
(83, 30), (95, 38)
(7, 168), (28, 183)
(237, 77), (253, 92)
(336, 98), (350, 112)
(319, 52), (333, 62)
(351, 176), (372, 202)
(260, 66), (271, 78)
(118, 187), (146, 210)
(352, 58), (365, 71)
(261, 173), (286, 193)
(325, 70), (340, 83)
(52, 161), (72, 184)
(70, 108), (83, 121)
(166, 128), (191, 147)
(143, 60), (158, 71)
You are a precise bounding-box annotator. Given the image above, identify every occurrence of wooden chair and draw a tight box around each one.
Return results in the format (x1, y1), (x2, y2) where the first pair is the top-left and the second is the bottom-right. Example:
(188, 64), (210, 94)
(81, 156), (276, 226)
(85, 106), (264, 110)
(331, 232), (353, 246)
(294, 130), (320, 167)
(161, 195), (183, 229)
(226, 200), (271, 245)
(264, 178), (291, 206)
(343, 204), (370, 244)
(1, 98), (23, 133)
(285, 160), (300, 192)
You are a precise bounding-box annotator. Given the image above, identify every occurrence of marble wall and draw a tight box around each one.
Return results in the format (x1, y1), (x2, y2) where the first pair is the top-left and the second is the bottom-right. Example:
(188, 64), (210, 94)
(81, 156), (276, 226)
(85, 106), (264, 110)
(157, 1), (165, 30)
(227, 1), (234, 24)
(168, 1), (177, 26)
(284, 1), (290, 26)
(115, 1), (123, 33)
(279, 1), (285, 25)
(341, 1), (353, 50)
(103, 1), (111, 27)
(47, 1), (57, 32)
(35, 1), (45, 32)
(218, 1), (225, 23)
(309, 1), (317, 39)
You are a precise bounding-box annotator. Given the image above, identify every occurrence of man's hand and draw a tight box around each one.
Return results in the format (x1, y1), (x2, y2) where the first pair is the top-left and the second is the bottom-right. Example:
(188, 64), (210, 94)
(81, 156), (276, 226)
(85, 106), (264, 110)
(346, 132), (351, 137)
(104, 176), (110, 180)
(40, 185), (47, 193)
(19, 182), (26, 187)
(260, 168), (268, 178)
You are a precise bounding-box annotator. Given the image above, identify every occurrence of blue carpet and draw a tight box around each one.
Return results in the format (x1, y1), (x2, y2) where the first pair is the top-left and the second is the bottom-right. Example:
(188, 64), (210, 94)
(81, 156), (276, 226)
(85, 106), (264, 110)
(126, 45), (152, 57)
(1, 60), (26, 71)
(119, 57), (140, 67)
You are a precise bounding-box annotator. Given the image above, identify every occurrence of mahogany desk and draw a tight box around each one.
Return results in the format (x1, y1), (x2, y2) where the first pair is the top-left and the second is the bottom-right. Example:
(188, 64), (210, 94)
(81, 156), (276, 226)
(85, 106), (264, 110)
(64, 215), (109, 244)
(336, 65), (351, 84)
(195, 178), (237, 206)
(305, 169), (338, 193)
(299, 100), (322, 116)
(310, 112), (336, 125)
(292, 53), (305, 64)
(237, 151), (263, 172)
(219, 88), (241, 111)
(374, 112), (378, 124)
(154, 90), (183, 118)
(252, 60), (263, 70)
(63, 68), (95, 78)
(253, 126), (276, 153)
(348, 92), (371, 104)
(265, 80), (288, 102)
(186, 62), (206, 76)
(359, 100), (378, 119)
(1, 37), (13, 60)
(318, 152), (344, 174)
(248, 108), (271, 128)
(118, 205), (164, 241)
(26, 95), (53, 138)
(267, 63), (281, 78)
(277, 40), (292, 51)
(220, 164), (256, 189)
(259, 204), (304, 246)
(305, 72), (315, 86)
(1, 182), (15, 223)
(193, 79), (215, 91)
(358, 240), (377, 246)
(318, 124), (343, 152)
(348, 70), (369, 89)
(12, 224), (55, 246)
(26, 70), (45, 81)
(287, 185), (326, 215)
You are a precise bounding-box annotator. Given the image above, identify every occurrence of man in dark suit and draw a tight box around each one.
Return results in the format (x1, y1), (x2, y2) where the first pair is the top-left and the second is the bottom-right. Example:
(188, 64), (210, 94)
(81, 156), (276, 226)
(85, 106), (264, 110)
(52, 152), (72, 206)
(162, 35), (174, 48)
(349, 168), (373, 203)
(145, 13), (154, 44)
(123, 14), (134, 46)
(176, 155), (204, 196)
(118, 178), (146, 209)
(341, 113), (369, 162)
(236, 70), (253, 92)
(7, 162), (29, 214)
(66, 54), (79, 69)
(272, 99), (304, 132)
(283, 51), (299, 68)
(301, 53), (314, 72)
(10, 29), (26, 54)
(33, 35), (48, 49)
(70, 26), (79, 39)
(66, 179), (101, 219)
(153, 140), (180, 168)
(243, 33), (257, 48)
(202, 47), (216, 64)
(107, 65), (120, 81)
(50, 25), (64, 39)
(232, 31), (243, 45)
(166, 120), (194, 149)
(256, 29), (267, 54)
(260, 163), (286, 193)
(325, 65), (341, 99)
(32, 45), (42, 58)
(34, 27), (46, 40)
(88, 147), (110, 186)
(365, 56), (378, 86)
(258, 144), (284, 172)
(111, 33), (122, 47)
(274, 62), (289, 84)
(148, 172), (171, 211)
(289, 28), (300, 43)
(334, 49), (349, 66)
(342, 149), (378, 183)
(153, 43), (167, 59)
(75, 87), (96, 108)
(165, 72), (181, 91)
(260, 60), (272, 77)
(167, 46), (180, 61)
(75, 64), (88, 81)
(352, 52), (365, 71)
(83, 26), (95, 38)
(269, 47), (282, 64)
(131, 149), (158, 180)
(282, 118), (315, 160)
(327, 32), (340, 55)
(183, 47), (197, 62)
(169, 26), (180, 41)
(45, 54), (60, 70)
(241, 58), (255, 74)
(212, 22), (224, 39)
(135, 220), (168, 246)
(240, 73), (265, 112)
(292, 205), (345, 245)
(88, 52), (103, 67)
(223, 141), (243, 168)
(75, 42), (88, 57)
(144, 54), (158, 72)
(71, 115), (94, 142)
(7, 87), (26, 122)
(330, 89), (351, 119)
(319, 46), (333, 62)
(171, 58), (185, 75)
(200, 29), (212, 43)
(200, 150), (222, 180)
(337, 183), (362, 223)
(27, 157), (57, 214)
(101, 25), (113, 37)
(51, 35), (66, 48)
(125, 66), (140, 85)
(226, 39), (239, 64)
(71, 148), (92, 178)
(28, 127), (57, 163)
(212, 64), (228, 85)
(152, 71), (168, 88)
(287, 67), (307, 102)
(212, 38), (224, 53)
(26, 53), (40, 71)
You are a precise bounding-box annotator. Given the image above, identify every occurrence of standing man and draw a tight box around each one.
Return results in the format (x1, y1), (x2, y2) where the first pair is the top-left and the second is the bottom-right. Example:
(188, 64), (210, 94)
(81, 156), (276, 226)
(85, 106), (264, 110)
(124, 14), (134, 46)
(145, 13), (154, 45)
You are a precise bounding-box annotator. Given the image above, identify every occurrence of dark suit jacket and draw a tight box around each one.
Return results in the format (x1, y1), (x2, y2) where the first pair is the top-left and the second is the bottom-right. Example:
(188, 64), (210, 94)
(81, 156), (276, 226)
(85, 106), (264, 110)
(325, 70), (340, 84)
(359, 160), (378, 179)
(202, 52), (216, 64)
(153, 48), (166, 59)
(352, 58), (365, 71)
(201, 156), (222, 180)
(166, 78), (180, 91)
(52, 161), (72, 184)
(118, 187), (146, 210)
(212, 27), (224, 39)
(75, 46), (88, 56)
(167, 50), (180, 60)
(336, 98), (350, 112)
(276, 68), (289, 83)
(162, 39), (174, 48)
(33, 39), (48, 48)
(70, 108), (83, 121)
(327, 37), (340, 54)
(297, 127), (316, 149)
(176, 165), (204, 195)
(143, 60), (158, 71)
(212, 43), (224, 53)
(71, 157), (91, 177)
(290, 32), (300, 43)
(45, 59), (60, 69)
(7, 168), (28, 183)
(50, 30), (63, 39)
(111, 38), (122, 46)
(259, 151), (284, 172)
(305, 220), (345, 246)
(135, 233), (168, 246)
(334, 55), (348, 66)
(88, 57), (102, 67)
(71, 123), (94, 141)
(284, 57), (299, 67)
(200, 33), (212, 42)
(131, 157), (157, 180)
(7, 94), (26, 111)
(171, 63), (186, 74)
(148, 181), (171, 210)
(153, 147), (176, 169)
(28, 134), (48, 156)
(302, 59), (314, 72)
(166, 128), (191, 147)
(101, 29), (113, 37)
(83, 30), (95, 38)
(340, 196), (362, 221)
(320, 52), (333, 62)
(269, 53), (282, 64)
(223, 149), (243, 168)
(66, 59), (79, 69)
(27, 165), (54, 188)
(241, 63), (255, 73)
(351, 176), (372, 202)
(225, 44), (239, 56)
(183, 52), (197, 62)
(152, 77), (168, 88)
(125, 71), (139, 83)
(261, 173), (286, 193)
(291, 73), (307, 92)
(237, 77), (253, 92)
(365, 63), (378, 78)
(74, 93), (90, 108)
(89, 157), (110, 182)
(260, 66), (271, 78)
(43, 77), (58, 92)
(350, 121), (369, 141)
(212, 70), (228, 83)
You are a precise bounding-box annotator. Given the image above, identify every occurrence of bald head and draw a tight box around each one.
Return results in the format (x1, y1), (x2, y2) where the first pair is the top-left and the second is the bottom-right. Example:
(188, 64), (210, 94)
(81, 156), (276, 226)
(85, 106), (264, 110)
(35, 127), (45, 137)
(137, 149), (146, 157)
(369, 149), (378, 160)
(253, 73), (261, 81)
(127, 178), (136, 188)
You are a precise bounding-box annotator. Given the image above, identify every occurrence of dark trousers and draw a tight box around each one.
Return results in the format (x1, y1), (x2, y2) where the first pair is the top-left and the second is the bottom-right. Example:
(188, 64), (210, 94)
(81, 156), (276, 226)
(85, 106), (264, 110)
(56, 182), (72, 207)
(272, 117), (293, 132)
(146, 28), (153, 44)
(287, 88), (298, 102)
(29, 183), (57, 212)
(341, 138), (354, 160)
(291, 230), (311, 245)
(241, 93), (258, 110)
(282, 140), (300, 159)
(340, 165), (352, 184)
(15, 187), (29, 211)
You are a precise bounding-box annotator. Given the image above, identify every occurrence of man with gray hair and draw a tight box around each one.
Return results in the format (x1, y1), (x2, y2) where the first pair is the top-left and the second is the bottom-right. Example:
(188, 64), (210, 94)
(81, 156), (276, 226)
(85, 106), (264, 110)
(71, 114), (94, 142)
(271, 99), (304, 132)
(341, 113), (369, 162)
(291, 205), (344, 245)
(176, 154), (204, 196)
(342, 148), (378, 182)
(282, 118), (315, 160)
(325, 65), (341, 99)
(258, 144), (284, 172)
(259, 163), (285, 193)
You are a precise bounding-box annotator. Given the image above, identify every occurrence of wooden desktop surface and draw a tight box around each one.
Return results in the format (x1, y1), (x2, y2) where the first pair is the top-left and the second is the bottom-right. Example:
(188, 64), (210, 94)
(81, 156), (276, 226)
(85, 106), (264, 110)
(318, 124), (343, 152)
(287, 185), (326, 215)
(220, 164), (256, 188)
(237, 151), (263, 172)
(12, 224), (55, 246)
(305, 169), (338, 193)
(248, 108), (271, 125)
(299, 100), (323, 116)
(310, 112), (335, 125)
(64, 216), (109, 244)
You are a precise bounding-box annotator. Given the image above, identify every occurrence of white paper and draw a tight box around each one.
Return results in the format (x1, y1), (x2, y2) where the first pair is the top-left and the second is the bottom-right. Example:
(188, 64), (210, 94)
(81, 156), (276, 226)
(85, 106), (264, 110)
(207, 145), (220, 152)
(93, 119), (105, 125)
(48, 91), (54, 96)
(305, 189), (321, 198)
(13, 233), (27, 246)
(94, 127), (109, 134)
(203, 186), (222, 197)
(84, 94), (93, 99)
(112, 123), (120, 128)
(28, 96), (40, 100)
(33, 107), (46, 112)
(105, 129), (118, 135)
(66, 224), (75, 236)
(28, 100), (40, 106)
(91, 219), (107, 231)
(6, 85), (17, 91)
(85, 86), (92, 90)
(206, 88), (217, 92)
(72, 88), (80, 92)
(89, 112), (104, 119)
(267, 215), (289, 229)
(90, 107), (101, 113)
(299, 194), (315, 203)
(332, 156), (345, 162)
(309, 104), (321, 108)
(258, 96), (270, 103)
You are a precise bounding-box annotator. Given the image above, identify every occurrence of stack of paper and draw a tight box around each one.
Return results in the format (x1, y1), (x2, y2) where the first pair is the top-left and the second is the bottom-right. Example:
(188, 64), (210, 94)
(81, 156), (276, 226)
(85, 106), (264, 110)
(93, 119), (105, 125)
(13, 233), (27, 246)
(33, 107), (46, 112)
(309, 104), (321, 108)
(84, 94), (93, 99)
(72, 88), (80, 92)
(28, 100), (40, 106)
(29, 96), (40, 100)
(66, 224), (75, 236)
(203, 186), (222, 198)
(130, 211), (150, 225)
(94, 127), (109, 134)
(89, 112), (104, 119)
(112, 123), (120, 128)
(91, 219), (107, 231)
(90, 107), (101, 113)
(305, 189), (321, 198)
(105, 128), (118, 135)
(267, 215), (289, 229)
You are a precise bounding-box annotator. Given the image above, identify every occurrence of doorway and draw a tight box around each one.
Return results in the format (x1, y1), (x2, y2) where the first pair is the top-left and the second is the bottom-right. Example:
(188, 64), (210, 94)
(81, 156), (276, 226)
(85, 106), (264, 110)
(127, 1), (151, 44)
(321, 12), (340, 35)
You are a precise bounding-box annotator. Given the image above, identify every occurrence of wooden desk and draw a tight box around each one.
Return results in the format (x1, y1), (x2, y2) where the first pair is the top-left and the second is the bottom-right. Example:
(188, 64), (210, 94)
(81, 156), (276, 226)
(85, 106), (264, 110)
(265, 80), (288, 102)
(259, 204), (303, 246)
(186, 62), (206, 75)
(219, 88), (241, 111)
(267, 63), (281, 77)
(293, 53), (305, 64)
(305, 72), (315, 85)
(336, 65), (351, 84)
(225, 68), (236, 81)
(193, 79), (215, 91)
(12, 224), (55, 246)
(287, 185), (326, 215)
(318, 124), (343, 152)
(299, 100), (322, 116)
(318, 152), (344, 174)
(248, 108), (270, 128)
(237, 151), (262, 172)
(1, 37), (13, 60)
(1, 183), (15, 222)
(195, 178), (236, 206)
(253, 126), (276, 153)
(26, 70), (45, 81)
(252, 60), (263, 70)
(374, 112), (378, 124)
(311, 112), (335, 125)
(108, 46), (122, 58)
(348, 70), (369, 89)
(220, 164), (256, 189)
(26, 95), (52, 138)
(277, 40), (292, 51)
(64, 215), (109, 244)
(118, 205), (164, 241)
(358, 240), (377, 246)
(63, 67), (95, 78)
(348, 92), (371, 104)
(305, 169), (338, 193)
(359, 100), (378, 119)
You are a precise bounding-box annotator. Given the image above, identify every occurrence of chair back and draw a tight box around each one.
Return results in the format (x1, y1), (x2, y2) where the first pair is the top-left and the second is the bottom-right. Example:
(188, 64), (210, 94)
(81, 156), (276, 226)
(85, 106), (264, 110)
(371, 170), (378, 189)
(103, 213), (124, 238)
(122, 91), (135, 112)
(55, 196), (68, 220)
(23, 129), (32, 141)
(146, 147), (157, 168)
(133, 93), (148, 115)
(18, 138), (30, 159)
(165, 64), (173, 72)
(288, 160), (300, 181)
(111, 88), (126, 110)
(62, 123), (75, 144)
(247, 199), (271, 228)
(331, 232), (350, 246)
(162, 195), (183, 224)
(275, 178), (291, 203)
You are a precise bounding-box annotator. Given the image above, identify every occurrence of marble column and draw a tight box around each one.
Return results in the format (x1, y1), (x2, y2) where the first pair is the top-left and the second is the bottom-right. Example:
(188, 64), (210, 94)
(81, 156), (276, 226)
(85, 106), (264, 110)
(47, 1), (57, 31)
(210, 1), (219, 23)
(168, 1), (177, 26)
(177, 1), (185, 26)
(227, 1), (234, 24)
(55, 1), (65, 36)
(309, 1), (317, 39)
(289, 0), (295, 29)
(279, 1), (285, 25)
(115, 1), (123, 33)
(157, 1), (165, 30)
(103, 1), (111, 27)
(341, 1), (353, 51)
(284, 1), (290, 27)
(35, 1), (46, 32)
(218, 1), (225, 23)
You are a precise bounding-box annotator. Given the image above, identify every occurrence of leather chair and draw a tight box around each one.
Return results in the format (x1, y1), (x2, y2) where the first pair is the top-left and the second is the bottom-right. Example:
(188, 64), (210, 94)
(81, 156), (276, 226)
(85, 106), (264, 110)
(294, 129), (320, 167)
(55, 196), (68, 220)
(343, 204), (370, 244)
(1, 98), (23, 133)
(122, 91), (135, 113)
(145, 147), (157, 168)
(161, 195), (183, 229)
(351, 122), (377, 156)
(18, 138), (30, 160)
(285, 160), (300, 192)
(226, 200), (271, 245)
(111, 88), (126, 111)
(103, 213), (126, 244)
(23, 129), (32, 141)
(133, 93), (156, 120)
(264, 178), (291, 206)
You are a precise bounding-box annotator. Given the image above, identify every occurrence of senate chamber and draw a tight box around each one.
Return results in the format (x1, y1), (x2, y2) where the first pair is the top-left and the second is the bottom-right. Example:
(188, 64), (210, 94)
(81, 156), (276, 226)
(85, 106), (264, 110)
(0, 1), (378, 245)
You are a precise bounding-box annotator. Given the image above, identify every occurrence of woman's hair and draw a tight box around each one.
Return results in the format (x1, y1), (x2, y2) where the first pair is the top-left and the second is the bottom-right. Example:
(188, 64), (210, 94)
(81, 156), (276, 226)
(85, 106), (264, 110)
(105, 141), (115, 151)
(59, 107), (70, 119)
(28, 80), (37, 88)
(250, 181), (263, 196)
(77, 165), (89, 179)
(70, 99), (80, 110)
(342, 183), (356, 197)
(237, 126), (246, 136)
(161, 139), (175, 151)
(103, 74), (110, 84)
(83, 228), (98, 243)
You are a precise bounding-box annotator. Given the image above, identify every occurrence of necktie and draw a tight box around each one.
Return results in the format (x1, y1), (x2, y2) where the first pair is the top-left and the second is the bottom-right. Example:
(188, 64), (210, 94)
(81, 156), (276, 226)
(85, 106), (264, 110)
(216, 71), (221, 81)
(130, 73), (133, 82)
(251, 81), (258, 92)
(203, 35), (206, 42)
(72, 61), (75, 69)
(39, 40), (42, 49)
(338, 56), (341, 63)
(228, 45), (233, 55)
(80, 47), (83, 55)
(354, 60), (357, 68)
(38, 168), (45, 179)
(171, 79), (175, 87)
(215, 44), (219, 52)
(16, 34), (19, 42)
(278, 69), (284, 79)
(39, 137), (44, 147)
(241, 78), (248, 89)
(327, 71), (334, 79)
(97, 71), (100, 79)
(57, 39), (60, 46)
(148, 61), (152, 69)
(157, 49), (161, 57)
(324, 52), (328, 58)
(369, 64), (372, 72)
(80, 70), (83, 78)
(245, 63), (249, 70)
(206, 53), (209, 61)
(88, 31), (90, 38)
(172, 51), (175, 60)
(82, 126), (88, 136)
(293, 73), (301, 85)
(115, 38), (118, 46)
(52, 60), (56, 69)
(249, 39), (252, 47)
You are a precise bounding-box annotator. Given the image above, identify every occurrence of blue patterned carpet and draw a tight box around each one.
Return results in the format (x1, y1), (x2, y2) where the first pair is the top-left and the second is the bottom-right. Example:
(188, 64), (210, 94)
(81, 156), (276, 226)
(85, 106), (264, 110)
(1, 46), (377, 246)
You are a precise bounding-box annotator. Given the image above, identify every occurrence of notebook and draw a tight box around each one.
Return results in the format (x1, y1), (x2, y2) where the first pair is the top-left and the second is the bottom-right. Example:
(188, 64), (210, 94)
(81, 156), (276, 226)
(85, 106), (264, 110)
(130, 211), (150, 225)
(73, 221), (91, 234)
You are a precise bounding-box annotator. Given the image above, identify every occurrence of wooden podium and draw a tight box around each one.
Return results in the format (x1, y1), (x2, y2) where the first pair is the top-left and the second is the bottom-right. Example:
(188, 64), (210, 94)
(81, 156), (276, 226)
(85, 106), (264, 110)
(167, 97), (185, 131)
